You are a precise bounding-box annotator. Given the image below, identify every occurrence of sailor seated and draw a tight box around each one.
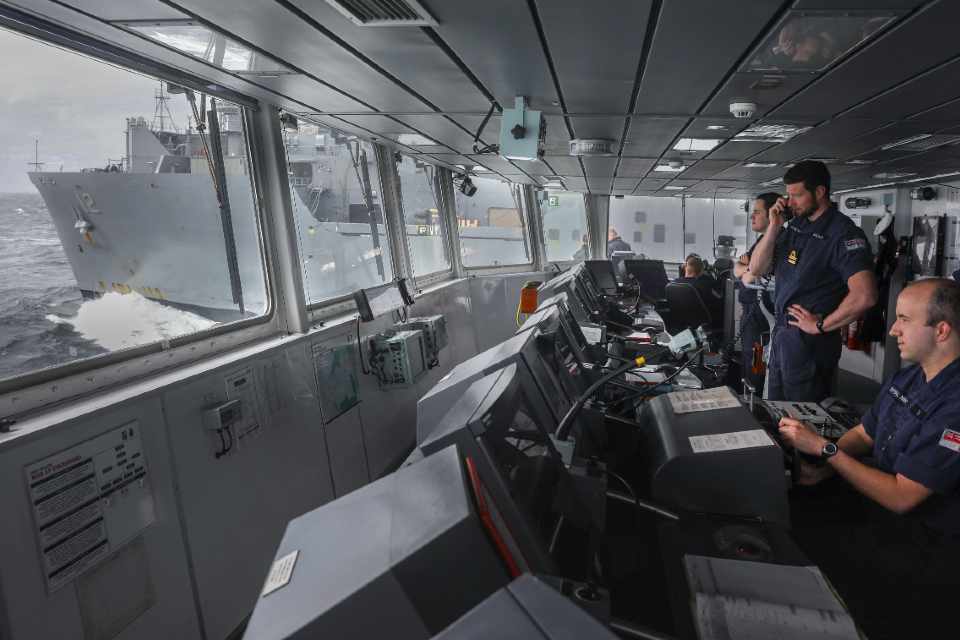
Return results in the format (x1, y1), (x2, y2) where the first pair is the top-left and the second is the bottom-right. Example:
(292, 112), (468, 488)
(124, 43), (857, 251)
(779, 278), (960, 636)
(672, 255), (723, 319)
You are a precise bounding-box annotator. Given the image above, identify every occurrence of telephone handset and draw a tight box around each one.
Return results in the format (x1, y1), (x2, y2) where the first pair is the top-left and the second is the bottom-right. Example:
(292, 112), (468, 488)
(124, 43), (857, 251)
(771, 198), (796, 222)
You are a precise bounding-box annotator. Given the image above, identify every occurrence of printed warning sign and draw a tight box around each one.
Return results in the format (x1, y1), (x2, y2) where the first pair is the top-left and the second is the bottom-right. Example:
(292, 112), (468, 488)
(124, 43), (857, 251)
(24, 422), (156, 593)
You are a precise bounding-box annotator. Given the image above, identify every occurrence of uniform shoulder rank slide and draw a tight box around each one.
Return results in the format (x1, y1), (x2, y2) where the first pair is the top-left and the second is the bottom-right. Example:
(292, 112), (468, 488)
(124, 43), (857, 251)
(788, 249), (799, 265)
(939, 429), (960, 452)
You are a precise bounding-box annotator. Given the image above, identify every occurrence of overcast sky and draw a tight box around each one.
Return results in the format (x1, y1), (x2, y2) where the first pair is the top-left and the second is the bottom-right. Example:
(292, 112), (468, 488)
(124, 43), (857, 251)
(0, 27), (193, 192)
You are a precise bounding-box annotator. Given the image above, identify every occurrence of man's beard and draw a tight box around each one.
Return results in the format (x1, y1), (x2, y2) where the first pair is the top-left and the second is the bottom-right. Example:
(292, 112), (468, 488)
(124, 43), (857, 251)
(793, 202), (818, 218)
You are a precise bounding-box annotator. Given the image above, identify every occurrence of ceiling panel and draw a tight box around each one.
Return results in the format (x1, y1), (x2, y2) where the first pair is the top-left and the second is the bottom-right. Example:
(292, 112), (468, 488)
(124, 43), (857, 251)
(676, 160), (738, 179)
(427, 0), (560, 112)
(287, 0), (491, 113)
(538, 0), (652, 113)
(706, 141), (777, 160)
(909, 97), (960, 122)
(711, 164), (768, 180)
(772, 1), (960, 119)
(613, 177), (642, 191)
(541, 156), (584, 176)
(684, 118), (753, 137)
(815, 121), (948, 160)
(568, 116), (628, 141)
(792, 0), (925, 9)
(749, 120), (884, 163)
(587, 176), (611, 192)
(842, 58), (960, 121)
(173, 0), (433, 112)
(621, 118), (688, 157)
(616, 158), (657, 178)
(56, 0), (189, 20)
(701, 73), (818, 119)
(467, 155), (530, 176)
(563, 177), (588, 190)
(633, 0), (784, 114)
(391, 115), (481, 155)
(580, 157), (619, 178)
(334, 115), (420, 136)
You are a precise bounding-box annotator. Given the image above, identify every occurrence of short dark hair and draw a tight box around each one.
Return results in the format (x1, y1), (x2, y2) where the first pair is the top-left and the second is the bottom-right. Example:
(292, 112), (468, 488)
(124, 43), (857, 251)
(783, 160), (831, 196)
(925, 279), (960, 336)
(685, 255), (704, 276)
(755, 192), (781, 211)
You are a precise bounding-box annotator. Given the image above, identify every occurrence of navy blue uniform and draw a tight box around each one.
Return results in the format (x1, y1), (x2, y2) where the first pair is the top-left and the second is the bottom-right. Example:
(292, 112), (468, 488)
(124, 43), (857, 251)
(768, 204), (873, 401)
(739, 236), (770, 395)
(790, 358), (960, 636)
(606, 236), (632, 258)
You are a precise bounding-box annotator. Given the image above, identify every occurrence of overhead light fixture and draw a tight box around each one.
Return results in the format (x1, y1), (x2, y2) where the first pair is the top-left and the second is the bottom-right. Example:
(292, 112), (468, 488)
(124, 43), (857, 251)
(873, 172), (916, 179)
(663, 185), (685, 190)
(569, 139), (614, 156)
(654, 164), (685, 172)
(706, 125), (728, 130)
(845, 159), (875, 165)
(805, 158), (837, 163)
(733, 124), (812, 142)
(743, 162), (778, 168)
(758, 179), (783, 187)
(674, 138), (722, 152)
(881, 134), (960, 152)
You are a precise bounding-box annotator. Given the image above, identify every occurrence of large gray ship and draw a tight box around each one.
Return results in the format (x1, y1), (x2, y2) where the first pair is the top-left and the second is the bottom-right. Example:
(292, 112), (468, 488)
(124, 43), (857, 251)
(27, 88), (535, 322)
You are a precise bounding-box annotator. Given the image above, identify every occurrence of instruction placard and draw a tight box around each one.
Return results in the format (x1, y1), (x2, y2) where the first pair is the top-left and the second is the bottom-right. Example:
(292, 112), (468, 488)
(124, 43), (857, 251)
(225, 366), (263, 450)
(24, 422), (156, 593)
(689, 429), (775, 454)
(312, 342), (360, 424)
(667, 387), (740, 414)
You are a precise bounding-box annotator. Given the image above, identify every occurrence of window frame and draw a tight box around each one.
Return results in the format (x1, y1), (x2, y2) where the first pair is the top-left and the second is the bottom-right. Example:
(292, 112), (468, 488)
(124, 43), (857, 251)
(457, 177), (538, 272)
(0, 97), (278, 399)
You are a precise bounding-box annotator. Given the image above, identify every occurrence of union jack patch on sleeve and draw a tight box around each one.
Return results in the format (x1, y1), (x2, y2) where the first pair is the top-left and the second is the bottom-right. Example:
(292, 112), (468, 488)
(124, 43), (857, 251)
(845, 238), (866, 251)
(939, 429), (960, 452)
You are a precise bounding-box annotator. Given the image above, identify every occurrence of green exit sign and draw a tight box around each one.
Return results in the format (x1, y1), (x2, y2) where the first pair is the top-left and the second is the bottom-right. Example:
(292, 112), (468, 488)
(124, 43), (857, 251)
(548, 195), (559, 207)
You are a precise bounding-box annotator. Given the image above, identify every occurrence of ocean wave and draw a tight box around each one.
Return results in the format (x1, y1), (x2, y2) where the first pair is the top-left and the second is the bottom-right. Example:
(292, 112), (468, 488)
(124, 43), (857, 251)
(50, 292), (217, 351)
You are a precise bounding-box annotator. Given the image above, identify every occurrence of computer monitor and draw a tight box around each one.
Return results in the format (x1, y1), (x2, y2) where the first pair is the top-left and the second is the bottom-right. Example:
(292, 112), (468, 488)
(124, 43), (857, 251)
(421, 365), (601, 578)
(417, 328), (575, 446)
(583, 260), (619, 295)
(623, 259), (670, 298)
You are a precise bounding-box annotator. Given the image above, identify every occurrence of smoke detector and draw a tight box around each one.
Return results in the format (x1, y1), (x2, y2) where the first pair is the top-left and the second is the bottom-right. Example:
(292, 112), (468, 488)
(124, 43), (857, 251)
(668, 160), (683, 170)
(569, 139), (614, 156)
(729, 102), (757, 119)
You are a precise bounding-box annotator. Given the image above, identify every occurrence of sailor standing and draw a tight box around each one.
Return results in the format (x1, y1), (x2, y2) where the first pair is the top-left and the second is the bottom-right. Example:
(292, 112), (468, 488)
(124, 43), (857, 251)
(749, 161), (877, 401)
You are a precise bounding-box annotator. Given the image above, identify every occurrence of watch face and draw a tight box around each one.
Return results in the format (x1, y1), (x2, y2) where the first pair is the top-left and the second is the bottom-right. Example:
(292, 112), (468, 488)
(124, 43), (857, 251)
(823, 442), (838, 455)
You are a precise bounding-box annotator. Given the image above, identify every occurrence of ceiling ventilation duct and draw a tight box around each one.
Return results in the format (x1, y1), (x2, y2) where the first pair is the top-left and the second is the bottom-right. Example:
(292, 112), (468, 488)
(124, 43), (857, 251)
(880, 134), (960, 152)
(325, 0), (439, 26)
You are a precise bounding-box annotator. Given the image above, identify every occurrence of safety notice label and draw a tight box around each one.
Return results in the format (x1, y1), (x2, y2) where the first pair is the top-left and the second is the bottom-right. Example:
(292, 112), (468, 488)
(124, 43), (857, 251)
(24, 422), (156, 593)
(688, 429), (775, 454)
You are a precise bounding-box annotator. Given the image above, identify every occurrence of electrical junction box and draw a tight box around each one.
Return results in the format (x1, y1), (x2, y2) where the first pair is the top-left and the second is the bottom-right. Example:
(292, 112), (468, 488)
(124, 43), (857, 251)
(373, 330), (429, 390)
(201, 399), (243, 431)
(499, 96), (545, 162)
(399, 315), (448, 358)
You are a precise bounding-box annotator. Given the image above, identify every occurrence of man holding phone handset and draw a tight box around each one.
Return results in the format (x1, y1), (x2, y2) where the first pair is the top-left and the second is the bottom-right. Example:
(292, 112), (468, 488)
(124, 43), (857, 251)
(749, 161), (877, 401)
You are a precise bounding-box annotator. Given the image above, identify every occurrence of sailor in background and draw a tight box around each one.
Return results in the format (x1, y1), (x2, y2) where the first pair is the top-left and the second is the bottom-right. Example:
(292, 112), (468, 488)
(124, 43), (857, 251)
(606, 228), (632, 258)
(780, 279), (960, 637)
(733, 193), (780, 396)
(749, 161), (877, 401)
(573, 234), (589, 260)
(673, 254), (723, 318)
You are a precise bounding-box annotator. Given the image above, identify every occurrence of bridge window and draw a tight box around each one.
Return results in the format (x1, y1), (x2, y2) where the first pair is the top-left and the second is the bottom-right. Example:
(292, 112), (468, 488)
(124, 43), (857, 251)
(683, 198), (748, 261)
(285, 122), (394, 306)
(0, 27), (268, 387)
(454, 176), (532, 268)
(395, 155), (452, 279)
(609, 197), (683, 261)
(541, 191), (588, 262)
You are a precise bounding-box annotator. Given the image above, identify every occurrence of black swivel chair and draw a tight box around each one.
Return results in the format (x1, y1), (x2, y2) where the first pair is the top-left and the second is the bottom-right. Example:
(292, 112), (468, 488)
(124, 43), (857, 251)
(661, 282), (725, 380)
(712, 257), (735, 294)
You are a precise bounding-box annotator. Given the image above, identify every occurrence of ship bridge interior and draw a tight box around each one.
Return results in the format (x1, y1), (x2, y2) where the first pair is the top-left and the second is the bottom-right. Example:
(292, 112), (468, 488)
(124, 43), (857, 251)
(1, 1), (960, 640)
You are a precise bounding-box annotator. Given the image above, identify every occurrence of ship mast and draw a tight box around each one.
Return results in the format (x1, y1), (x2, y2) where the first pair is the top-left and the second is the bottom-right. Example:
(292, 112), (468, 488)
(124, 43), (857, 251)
(151, 84), (179, 133)
(27, 140), (43, 172)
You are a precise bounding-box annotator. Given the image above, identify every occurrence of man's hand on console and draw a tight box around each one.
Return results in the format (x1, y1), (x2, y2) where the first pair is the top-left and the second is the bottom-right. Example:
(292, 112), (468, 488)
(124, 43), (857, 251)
(779, 415), (833, 485)
(738, 254), (750, 265)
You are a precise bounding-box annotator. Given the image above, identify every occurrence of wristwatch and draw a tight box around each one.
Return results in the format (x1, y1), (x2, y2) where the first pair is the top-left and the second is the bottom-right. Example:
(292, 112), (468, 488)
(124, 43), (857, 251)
(816, 319), (825, 333)
(815, 441), (838, 468)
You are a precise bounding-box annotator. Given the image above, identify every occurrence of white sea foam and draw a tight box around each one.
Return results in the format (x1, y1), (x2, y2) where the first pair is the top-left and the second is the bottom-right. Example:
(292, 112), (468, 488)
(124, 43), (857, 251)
(52, 292), (216, 350)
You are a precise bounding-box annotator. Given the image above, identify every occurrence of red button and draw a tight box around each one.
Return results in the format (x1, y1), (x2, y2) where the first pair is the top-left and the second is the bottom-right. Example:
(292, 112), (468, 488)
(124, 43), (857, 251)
(739, 543), (761, 556)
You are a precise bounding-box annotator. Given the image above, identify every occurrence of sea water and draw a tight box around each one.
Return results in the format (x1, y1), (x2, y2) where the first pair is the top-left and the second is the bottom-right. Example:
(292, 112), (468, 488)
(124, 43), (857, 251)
(0, 192), (214, 382)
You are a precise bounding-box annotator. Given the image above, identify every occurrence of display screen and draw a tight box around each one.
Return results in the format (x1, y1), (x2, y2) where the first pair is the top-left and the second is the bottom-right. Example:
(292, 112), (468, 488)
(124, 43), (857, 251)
(624, 259), (669, 297)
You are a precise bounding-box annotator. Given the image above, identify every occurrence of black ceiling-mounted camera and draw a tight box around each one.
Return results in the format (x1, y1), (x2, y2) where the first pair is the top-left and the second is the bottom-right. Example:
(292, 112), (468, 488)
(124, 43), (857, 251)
(456, 174), (477, 197)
